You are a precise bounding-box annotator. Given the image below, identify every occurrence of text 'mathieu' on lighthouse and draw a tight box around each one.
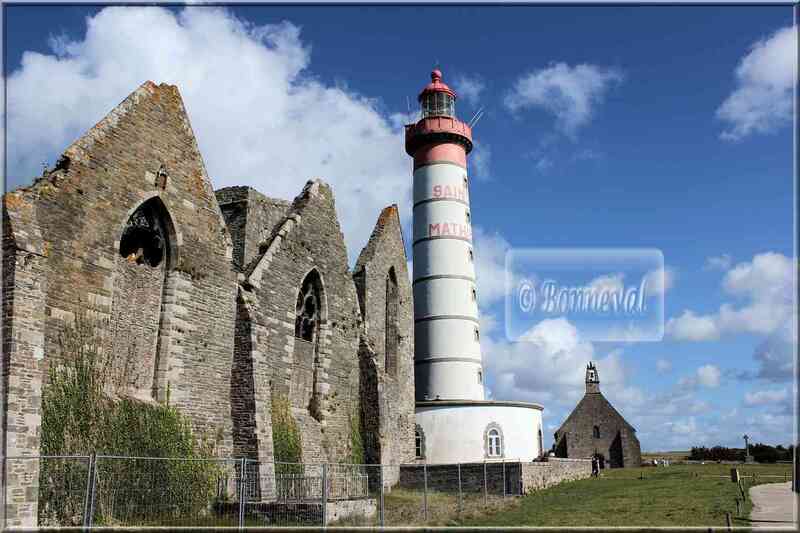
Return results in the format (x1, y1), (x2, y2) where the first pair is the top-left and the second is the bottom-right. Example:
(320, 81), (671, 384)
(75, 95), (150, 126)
(405, 69), (545, 464)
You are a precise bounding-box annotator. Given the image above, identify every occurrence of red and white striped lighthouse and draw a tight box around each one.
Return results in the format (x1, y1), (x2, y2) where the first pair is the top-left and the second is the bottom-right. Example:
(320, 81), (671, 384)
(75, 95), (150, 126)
(405, 69), (544, 464)
(406, 70), (485, 402)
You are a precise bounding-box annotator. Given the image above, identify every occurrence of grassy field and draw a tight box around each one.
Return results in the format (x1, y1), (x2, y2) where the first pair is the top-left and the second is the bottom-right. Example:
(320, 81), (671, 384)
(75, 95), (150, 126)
(454, 463), (793, 528)
(642, 450), (690, 462)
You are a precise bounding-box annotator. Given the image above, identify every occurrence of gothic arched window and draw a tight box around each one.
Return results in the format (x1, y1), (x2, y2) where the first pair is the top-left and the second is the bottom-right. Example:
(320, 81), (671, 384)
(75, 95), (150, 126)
(593, 425), (601, 439)
(119, 200), (169, 267)
(385, 267), (399, 376)
(295, 270), (323, 342)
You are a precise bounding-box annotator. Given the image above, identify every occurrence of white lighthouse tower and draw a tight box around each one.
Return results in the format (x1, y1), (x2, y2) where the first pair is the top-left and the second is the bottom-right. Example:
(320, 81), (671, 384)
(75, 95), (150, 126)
(406, 70), (544, 464)
(407, 69), (484, 402)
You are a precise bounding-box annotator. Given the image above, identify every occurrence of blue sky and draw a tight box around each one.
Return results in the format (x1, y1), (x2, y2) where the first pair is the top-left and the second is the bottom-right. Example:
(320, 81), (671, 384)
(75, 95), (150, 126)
(5, 4), (796, 452)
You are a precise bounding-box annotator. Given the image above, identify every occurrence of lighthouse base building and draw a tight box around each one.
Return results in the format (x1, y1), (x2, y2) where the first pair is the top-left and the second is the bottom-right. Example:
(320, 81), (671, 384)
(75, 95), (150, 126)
(406, 70), (544, 465)
(415, 400), (543, 463)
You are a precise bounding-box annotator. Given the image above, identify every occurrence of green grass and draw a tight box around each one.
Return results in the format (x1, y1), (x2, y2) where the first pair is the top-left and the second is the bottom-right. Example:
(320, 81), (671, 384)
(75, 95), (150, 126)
(456, 463), (793, 528)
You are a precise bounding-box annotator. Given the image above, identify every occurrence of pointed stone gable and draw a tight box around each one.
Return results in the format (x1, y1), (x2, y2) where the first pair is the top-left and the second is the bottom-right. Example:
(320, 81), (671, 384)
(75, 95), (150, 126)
(4, 79), (424, 526)
(3, 82), (239, 527)
(353, 205), (416, 481)
(554, 382), (641, 468)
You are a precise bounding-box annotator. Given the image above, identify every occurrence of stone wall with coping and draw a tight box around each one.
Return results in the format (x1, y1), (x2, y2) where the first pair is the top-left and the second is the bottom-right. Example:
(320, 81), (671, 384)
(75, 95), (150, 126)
(519, 457), (592, 493)
(399, 457), (592, 495)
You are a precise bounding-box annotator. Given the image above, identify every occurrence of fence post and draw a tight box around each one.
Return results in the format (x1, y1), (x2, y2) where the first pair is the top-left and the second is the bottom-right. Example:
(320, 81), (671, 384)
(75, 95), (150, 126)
(502, 460), (506, 499)
(1, 455), (5, 531)
(82, 453), (96, 530)
(457, 462), (462, 515)
(379, 464), (384, 528)
(87, 455), (98, 530)
(321, 463), (328, 528)
(483, 461), (488, 507)
(423, 462), (428, 523)
(238, 458), (247, 530)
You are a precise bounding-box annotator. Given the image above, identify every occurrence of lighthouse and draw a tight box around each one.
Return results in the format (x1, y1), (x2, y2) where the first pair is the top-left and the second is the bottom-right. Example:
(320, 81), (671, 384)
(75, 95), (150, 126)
(406, 69), (484, 402)
(406, 69), (544, 464)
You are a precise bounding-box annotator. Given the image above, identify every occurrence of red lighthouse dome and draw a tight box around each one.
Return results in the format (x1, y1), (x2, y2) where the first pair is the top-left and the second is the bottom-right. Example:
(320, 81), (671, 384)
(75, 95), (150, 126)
(405, 69), (473, 158)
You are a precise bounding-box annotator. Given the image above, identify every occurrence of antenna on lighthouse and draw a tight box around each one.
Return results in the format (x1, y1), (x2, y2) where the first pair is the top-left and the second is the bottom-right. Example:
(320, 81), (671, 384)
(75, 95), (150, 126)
(469, 107), (485, 128)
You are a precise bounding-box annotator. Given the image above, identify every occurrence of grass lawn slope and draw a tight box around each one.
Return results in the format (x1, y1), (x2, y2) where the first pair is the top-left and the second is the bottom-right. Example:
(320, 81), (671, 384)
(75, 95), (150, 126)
(456, 463), (792, 528)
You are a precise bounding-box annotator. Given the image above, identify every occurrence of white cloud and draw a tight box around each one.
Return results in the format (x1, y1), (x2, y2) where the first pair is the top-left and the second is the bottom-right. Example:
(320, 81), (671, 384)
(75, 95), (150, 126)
(717, 26), (796, 141)
(470, 142), (492, 182)
(452, 73), (486, 108)
(7, 6), (412, 262)
(656, 358), (672, 374)
(696, 364), (722, 388)
(587, 273), (626, 295)
(705, 254), (732, 271)
(472, 226), (515, 308)
(744, 387), (789, 407)
(678, 364), (722, 389)
(644, 266), (675, 295)
(483, 316), (631, 409)
(748, 318), (797, 383)
(667, 416), (698, 435)
(666, 310), (720, 341)
(504, 62), (622, 137)
(666, 252), (795, 340)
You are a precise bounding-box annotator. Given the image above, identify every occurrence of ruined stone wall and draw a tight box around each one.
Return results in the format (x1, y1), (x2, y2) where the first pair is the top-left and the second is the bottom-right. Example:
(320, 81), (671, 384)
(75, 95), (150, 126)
(2, 203), (48, 527)
(242, 181), (363, 465)
(3, 81), (238, 454)
(353, 206), (415, 483)
(216, 187), (291, 270)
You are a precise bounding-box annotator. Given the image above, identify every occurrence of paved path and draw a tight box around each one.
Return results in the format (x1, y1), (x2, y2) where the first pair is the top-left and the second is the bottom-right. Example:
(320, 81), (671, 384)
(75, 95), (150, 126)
(748, 481), (797, 529)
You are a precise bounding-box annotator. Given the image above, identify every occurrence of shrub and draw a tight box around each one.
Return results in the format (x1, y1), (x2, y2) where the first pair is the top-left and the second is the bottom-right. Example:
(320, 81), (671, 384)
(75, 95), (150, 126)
(39, 314), (221, 526)
(271, 392), (302, 473)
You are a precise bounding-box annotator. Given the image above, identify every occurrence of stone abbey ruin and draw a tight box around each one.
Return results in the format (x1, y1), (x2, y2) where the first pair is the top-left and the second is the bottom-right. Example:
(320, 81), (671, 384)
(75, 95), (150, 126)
(2, 81), (415, 517)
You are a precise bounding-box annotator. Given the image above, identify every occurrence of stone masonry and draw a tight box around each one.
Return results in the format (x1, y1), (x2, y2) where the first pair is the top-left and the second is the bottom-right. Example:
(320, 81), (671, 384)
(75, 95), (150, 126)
(2, 81), (416, 527)
(353, 205), (415, 486)
(398, 457), (592, 495)
(553, 362), (642, 468)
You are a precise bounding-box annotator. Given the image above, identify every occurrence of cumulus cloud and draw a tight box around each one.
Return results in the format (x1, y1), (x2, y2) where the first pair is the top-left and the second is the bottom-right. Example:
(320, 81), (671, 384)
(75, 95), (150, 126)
(678, 364), (722, 389)
(666, 310), (720, 341)
(717, 26), (796, 141)
(483, 316), (632, 409)
(505, 62), (622, 137)
(472, 226), (515, 309)
(644, 266), (675, 295)
(587, 273), (626, 295)
(747, 319), (797, 383)
(452, 73), (486, 108)
(696, 364), (722, 388)
(744, 387), (789, 407)
(7, 6), (412, 262)
(666, 252), (795, 340)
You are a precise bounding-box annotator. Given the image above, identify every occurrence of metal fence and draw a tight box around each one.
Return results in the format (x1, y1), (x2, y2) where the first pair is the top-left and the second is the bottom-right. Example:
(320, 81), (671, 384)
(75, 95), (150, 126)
(2, 455), (524, 529)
